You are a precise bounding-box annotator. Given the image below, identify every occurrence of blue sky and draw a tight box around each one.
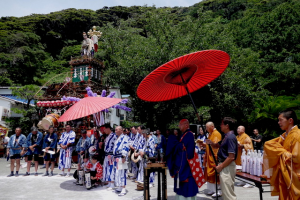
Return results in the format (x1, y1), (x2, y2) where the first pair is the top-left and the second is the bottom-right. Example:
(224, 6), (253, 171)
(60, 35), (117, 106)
(0, 0), (201, 18)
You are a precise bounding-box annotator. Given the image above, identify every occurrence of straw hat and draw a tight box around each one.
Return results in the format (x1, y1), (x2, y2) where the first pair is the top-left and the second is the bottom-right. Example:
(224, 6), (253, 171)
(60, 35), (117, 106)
(131, 151), (141, 163)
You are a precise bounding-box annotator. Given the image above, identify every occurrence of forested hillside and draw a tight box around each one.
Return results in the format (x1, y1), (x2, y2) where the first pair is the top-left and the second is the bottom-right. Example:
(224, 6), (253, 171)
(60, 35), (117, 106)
(1, 0), (300, 135)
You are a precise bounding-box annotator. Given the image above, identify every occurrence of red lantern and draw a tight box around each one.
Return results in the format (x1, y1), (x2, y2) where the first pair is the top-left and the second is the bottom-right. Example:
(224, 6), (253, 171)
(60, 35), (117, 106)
(45, 101), (49, 107)
(66, 100), (71, 105)
(37, 101), (41, 107)
(57, 100), (61, 107)
(61, 100), (66, 106)
(40, 101), (44, 107)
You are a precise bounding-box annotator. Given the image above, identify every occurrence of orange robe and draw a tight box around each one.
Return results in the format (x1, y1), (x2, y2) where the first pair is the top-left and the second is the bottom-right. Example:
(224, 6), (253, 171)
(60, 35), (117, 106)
(263, 126), (300, 200)
(235, 132), (253, 165)
(204, 129), (222, 184)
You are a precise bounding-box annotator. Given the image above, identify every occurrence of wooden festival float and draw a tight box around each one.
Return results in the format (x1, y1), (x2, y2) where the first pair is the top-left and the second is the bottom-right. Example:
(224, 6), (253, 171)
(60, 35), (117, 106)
(35, 55), (105, 139)
(34, 26), (117, 140)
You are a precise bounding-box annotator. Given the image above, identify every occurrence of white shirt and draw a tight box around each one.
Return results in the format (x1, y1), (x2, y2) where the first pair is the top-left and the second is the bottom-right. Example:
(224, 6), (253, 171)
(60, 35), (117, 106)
(2, 136), (9, 147)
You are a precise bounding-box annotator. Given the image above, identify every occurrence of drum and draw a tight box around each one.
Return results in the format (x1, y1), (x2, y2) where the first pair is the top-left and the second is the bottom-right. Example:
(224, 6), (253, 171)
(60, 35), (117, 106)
(37, 121), (43, 130)
(85, 171), (92, 189)
(88, 146), (96, 155)
(41, 113), (60, 130)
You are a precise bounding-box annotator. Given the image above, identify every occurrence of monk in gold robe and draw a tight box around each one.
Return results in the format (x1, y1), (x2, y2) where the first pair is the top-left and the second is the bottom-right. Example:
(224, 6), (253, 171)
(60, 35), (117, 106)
(235, 126), (253, 166)
(263, 109), (300, 200)
(198, 122), (222, 197)
(235, 126), (254, 188)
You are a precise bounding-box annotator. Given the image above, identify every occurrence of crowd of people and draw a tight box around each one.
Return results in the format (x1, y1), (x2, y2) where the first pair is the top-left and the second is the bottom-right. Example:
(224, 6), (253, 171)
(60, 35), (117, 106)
(2, 108), (299, 200)
(166, 109), (299, 200)
(3, 123), (168, 196)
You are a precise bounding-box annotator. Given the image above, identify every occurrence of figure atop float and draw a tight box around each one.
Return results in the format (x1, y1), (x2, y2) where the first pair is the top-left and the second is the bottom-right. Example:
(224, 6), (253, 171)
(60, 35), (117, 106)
(81, 32), (94, 56)
(88, 26), (102, 52)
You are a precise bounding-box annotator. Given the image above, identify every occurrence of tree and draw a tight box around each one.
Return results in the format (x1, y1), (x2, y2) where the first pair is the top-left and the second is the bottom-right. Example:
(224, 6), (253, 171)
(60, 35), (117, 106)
(6, 85), (43, 133)
(249, 95), (300, 137)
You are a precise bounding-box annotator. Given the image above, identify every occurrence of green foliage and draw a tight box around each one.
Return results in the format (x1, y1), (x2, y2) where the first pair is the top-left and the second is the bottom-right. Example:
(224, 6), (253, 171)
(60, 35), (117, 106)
(120, 120), (141, 128)
(1, 1), (300, 135)
(10, 85), (42, 109)
(249, 95), (300, 137)
(6, 85), (42, 134)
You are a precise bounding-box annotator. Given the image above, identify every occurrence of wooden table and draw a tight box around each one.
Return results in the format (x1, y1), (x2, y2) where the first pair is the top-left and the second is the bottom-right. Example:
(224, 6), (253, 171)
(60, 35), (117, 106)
(144, 165), (168, 200)
(235, 172), (271, 200)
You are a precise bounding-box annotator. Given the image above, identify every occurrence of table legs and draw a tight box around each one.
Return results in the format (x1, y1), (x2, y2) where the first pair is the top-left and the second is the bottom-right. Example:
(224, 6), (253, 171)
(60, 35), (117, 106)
(254, 182), (263, 200)
(144, 167), (167, 200)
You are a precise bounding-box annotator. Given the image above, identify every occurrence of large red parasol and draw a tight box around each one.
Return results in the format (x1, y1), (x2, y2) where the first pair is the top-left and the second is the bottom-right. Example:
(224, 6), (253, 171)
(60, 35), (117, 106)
(137, 50), (230, 200)
(58, 97), (122, 122)
(137, 50), (230, 102)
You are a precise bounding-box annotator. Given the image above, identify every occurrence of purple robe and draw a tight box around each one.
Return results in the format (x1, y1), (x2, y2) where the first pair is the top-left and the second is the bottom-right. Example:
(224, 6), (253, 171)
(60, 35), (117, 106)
(166, 129), (198, 197)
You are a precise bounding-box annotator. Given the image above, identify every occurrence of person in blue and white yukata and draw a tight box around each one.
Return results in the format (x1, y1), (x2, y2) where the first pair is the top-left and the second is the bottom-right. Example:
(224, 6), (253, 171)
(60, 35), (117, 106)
(42, 125), (58, 177)
(113, 126), (130, 196)
(58, 124), (76, 177)
(7, 127), (27, 177)
(145, 129), (156, 187)
(136, 126), (156, 187)
(135, 125), (146, 184)
(195, 126), (206, 172)
(76, 129), (91, 173)
(24, 127), (43, 176)
(102, 123), (118, 190)
(128, 126), (140, 180)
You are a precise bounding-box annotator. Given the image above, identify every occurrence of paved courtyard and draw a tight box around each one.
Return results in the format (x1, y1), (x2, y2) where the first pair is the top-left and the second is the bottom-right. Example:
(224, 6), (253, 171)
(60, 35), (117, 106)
(0, 158), (277, 200)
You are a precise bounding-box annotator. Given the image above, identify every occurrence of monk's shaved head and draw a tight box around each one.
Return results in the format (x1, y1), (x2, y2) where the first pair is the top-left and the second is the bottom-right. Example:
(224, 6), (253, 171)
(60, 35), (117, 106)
(206, 121), (215, 133)
(179, 119), (189, 132)
(180, 119), (189, 125)
(237, 126), (245, 135)
(206, 122), (214, 127)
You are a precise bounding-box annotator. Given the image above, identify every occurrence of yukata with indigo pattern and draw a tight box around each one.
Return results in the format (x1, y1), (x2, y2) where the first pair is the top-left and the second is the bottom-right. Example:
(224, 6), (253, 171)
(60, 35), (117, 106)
(130, 132), (141, 178)
(58, 130), (76, 170)
(136, 135), (146, 183)
(103, 132), (118, 182)
(113, 133), (129, 187)
(145, 135), (156, 184)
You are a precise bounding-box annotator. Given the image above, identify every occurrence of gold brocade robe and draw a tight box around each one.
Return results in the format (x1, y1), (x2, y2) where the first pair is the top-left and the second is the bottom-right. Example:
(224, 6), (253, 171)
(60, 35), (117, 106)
(204, 129), (222, 184)
(235, 132), (253, 165)
(263, 126), (300, 200)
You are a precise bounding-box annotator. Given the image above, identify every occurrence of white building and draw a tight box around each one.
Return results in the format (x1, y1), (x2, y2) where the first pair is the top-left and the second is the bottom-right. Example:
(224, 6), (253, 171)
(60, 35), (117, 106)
(104, 87), (129, 127)
(0, 87), (34, 128)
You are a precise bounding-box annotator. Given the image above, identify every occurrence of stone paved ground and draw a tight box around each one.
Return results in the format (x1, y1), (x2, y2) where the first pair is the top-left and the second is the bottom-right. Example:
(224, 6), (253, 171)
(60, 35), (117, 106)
(0, 158), (278, 200)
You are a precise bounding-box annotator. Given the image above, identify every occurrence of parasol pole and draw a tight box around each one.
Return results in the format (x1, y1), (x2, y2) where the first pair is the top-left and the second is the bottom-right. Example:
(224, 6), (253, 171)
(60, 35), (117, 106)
(180, 74), (219, 199)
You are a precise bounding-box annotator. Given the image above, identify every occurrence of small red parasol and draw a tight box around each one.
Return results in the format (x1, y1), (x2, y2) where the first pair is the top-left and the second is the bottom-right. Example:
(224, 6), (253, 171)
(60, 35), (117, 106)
(58, 97), (122, 122)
